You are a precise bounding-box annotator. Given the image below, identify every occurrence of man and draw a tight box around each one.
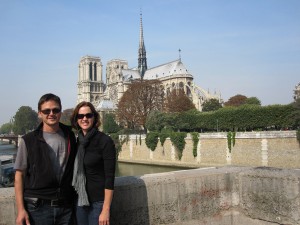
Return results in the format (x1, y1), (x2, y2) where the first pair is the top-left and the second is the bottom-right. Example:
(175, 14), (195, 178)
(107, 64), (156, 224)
(14, 93), (77, 225)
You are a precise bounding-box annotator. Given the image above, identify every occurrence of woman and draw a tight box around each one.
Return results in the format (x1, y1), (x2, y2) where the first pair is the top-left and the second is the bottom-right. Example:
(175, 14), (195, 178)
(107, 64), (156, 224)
(71, 101), (116, 225)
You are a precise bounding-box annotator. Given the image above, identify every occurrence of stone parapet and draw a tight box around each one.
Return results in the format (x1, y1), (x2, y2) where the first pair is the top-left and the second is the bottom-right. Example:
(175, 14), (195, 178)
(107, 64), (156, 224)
(1, 167), (300, 224)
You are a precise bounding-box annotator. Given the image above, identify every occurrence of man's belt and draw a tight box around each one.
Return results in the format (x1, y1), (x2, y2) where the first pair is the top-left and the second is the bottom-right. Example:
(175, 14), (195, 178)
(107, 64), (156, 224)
(41, 198), (71, 207)
(24, 197), (72, 208)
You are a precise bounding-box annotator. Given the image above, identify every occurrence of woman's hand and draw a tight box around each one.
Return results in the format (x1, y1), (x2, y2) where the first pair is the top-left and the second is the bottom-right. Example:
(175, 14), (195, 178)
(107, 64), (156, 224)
(99, 208), (110, 225)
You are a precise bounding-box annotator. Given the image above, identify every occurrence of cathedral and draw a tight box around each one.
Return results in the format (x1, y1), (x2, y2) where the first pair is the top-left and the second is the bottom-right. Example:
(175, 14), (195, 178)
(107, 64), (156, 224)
(77, 13), (221, 116)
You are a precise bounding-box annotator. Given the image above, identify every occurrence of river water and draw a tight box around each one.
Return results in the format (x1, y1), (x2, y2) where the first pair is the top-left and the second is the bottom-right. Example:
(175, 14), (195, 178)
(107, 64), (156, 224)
(0, 141), (189, 178)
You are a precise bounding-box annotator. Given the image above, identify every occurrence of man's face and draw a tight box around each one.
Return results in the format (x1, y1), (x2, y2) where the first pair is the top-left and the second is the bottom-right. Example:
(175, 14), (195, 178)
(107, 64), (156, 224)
(38, 100), (61, 127)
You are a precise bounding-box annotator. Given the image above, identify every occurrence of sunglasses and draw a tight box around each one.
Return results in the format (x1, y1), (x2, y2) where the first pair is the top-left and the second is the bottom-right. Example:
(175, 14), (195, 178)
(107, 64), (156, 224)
(77, 113), (94, 119)
(40, 108), (61, 115)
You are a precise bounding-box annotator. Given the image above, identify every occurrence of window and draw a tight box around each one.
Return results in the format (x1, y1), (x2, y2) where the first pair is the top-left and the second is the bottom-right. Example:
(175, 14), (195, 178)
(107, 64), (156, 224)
(89, 63), (93, 80)
(94, 63), (97, 81)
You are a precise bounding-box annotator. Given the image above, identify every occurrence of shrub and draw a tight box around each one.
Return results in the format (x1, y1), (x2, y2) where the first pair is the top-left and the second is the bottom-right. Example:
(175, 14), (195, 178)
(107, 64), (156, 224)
(145, 132), (159, 151)
(191, 132), (199, 157)
(297, 129), (300, 145)
(170, 132), (187, 160)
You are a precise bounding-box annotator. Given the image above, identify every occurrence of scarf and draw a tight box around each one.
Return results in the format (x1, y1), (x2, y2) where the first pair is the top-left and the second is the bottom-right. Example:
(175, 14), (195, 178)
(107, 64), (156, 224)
(72, 127), (98, 206)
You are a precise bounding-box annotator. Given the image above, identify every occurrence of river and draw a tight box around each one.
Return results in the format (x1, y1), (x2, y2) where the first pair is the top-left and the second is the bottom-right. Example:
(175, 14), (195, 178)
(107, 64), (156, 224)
(0, 141), (189, 179)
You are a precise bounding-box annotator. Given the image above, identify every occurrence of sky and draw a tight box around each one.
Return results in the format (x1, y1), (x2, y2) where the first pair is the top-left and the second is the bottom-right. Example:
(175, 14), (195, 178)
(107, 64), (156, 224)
(0, 0), (299, 126)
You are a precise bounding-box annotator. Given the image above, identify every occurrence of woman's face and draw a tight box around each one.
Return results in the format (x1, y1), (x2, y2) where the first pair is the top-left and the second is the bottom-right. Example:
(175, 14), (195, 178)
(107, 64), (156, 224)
(77, 106), (94, 135)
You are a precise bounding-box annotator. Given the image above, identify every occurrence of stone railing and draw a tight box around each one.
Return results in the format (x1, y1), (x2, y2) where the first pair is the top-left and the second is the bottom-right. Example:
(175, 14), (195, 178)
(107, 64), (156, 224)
(1, 166), (300, 225)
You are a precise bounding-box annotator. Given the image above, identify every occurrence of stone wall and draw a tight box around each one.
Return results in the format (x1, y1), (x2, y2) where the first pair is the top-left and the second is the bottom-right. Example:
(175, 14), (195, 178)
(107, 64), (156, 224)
(118, 131), (300, 169)
(1, 167), (300, 225)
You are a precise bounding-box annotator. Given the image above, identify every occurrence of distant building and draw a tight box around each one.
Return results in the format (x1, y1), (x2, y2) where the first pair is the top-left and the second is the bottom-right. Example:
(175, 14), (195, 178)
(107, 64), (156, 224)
(77, 13), (221, 117)
(294, 82), (300, 101)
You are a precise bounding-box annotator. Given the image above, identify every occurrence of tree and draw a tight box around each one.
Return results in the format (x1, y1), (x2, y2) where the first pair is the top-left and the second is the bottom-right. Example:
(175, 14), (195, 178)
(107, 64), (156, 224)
(291, 98), (300, 128)
(12, 106), (39, 134)
(103, 113), (120, 134)
(145, 111), (166, 131)
(244, 97), (261, 106)
(202, 98), (222, 112)
(165, 89), (195, 113)
(224, 94), (247, 107)
(60, 108), (74, 125)
(116, 79), (164, 130)
(0, 122), (13, 134)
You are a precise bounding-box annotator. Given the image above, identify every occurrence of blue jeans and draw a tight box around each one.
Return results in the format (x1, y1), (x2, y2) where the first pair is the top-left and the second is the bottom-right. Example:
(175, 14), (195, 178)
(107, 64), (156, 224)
(25, 200), (73, 225)
(76, 201), (104, 225)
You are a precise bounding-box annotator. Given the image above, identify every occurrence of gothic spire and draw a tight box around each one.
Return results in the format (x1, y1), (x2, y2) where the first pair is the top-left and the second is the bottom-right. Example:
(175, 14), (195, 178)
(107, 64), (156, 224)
(138, 11), (147, 79)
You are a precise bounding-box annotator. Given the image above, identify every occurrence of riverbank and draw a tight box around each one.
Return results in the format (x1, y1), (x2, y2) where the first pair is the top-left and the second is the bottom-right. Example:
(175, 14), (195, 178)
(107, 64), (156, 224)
(0, 142), (192, 184)
(119, 131), (300, 169)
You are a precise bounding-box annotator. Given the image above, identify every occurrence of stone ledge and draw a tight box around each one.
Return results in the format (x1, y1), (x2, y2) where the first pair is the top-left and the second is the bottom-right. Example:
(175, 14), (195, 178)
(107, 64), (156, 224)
(1, 166), (299, 225)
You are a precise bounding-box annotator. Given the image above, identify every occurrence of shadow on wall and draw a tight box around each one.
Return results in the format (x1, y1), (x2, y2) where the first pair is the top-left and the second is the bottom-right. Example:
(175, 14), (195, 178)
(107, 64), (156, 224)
(111, 176), (150, 225)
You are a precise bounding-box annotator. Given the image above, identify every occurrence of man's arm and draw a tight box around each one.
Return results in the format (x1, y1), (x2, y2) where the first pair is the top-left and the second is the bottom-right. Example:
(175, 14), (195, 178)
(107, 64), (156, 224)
(15, 170), (30, 225)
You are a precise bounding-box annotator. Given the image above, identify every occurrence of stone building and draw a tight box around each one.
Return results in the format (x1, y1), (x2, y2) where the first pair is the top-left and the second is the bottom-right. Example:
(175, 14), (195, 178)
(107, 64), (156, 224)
(77, 13), (221, 115)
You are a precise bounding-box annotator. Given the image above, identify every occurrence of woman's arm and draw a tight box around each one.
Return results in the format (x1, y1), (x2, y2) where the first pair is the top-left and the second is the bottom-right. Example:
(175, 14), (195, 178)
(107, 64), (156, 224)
(99, 189), (114, 225)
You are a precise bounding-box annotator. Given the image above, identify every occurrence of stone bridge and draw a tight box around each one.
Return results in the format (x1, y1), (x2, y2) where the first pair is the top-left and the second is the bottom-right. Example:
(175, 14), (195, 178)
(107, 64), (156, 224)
(0, 166), (300, 225)
(0, 135), (20, 147)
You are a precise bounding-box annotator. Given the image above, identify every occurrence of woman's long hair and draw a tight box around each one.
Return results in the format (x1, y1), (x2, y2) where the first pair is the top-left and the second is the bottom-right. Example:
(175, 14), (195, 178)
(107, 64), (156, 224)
(70, 101), (101, 130)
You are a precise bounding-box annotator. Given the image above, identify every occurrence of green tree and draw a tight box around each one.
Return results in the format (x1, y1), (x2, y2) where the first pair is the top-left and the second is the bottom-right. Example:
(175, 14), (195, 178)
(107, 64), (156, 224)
(0, 122), (13, 134)
(145, 111), (166, 132)
(291, 98), (300, 128)
(103, 113), (120, 134)
(202, 98), (222, 112)
(13, 106), (39, 135)
(244, 97), (261, 106)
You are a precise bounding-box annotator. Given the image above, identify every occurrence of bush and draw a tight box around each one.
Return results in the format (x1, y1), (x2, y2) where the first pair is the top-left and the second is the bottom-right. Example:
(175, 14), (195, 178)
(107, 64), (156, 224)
(145, 132), (159, 151)
(170, 132), (187, 160)
(191, 132), (199, 157)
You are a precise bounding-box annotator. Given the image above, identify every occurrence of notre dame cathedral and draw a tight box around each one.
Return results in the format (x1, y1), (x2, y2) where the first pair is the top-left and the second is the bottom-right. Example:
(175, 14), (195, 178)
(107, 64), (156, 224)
(77, 13), (221, 115)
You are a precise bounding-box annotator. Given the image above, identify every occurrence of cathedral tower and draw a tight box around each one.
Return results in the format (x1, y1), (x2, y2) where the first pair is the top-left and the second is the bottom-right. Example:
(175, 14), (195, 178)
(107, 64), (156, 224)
(77, 56), (105, 105)
(106, 59), (128, 105)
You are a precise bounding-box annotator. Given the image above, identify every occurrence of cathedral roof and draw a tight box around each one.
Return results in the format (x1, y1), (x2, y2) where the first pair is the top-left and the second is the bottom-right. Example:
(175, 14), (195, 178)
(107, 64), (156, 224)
(96, 99), (116, 111)
(143, 59), (193, 80)
(122, 69), (141, 81)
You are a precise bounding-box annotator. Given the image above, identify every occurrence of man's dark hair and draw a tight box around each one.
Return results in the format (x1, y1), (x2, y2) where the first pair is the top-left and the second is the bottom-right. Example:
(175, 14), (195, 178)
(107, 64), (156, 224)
(38, 93), (62, 111)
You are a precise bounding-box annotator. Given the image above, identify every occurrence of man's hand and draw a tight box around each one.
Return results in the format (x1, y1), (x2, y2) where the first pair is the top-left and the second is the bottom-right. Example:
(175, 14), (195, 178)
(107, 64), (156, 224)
(16, 208), (30, 225)
(15, 170), (30, 225)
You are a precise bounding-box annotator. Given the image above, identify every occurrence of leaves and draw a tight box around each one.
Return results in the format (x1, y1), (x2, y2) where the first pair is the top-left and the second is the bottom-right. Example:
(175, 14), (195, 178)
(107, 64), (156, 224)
(60, 108), (74, 125)
(0, 122), (13, 134)
(202, 98), (222, 112)
(103, 113), (120, 134)
(170, 132), (187, 160)
(12, 106), (38, 134)
(165, 89), (195, 113)
(145, 132), (159, 151)
(116, 79), (164, 130)
(224, 94), (248, 107)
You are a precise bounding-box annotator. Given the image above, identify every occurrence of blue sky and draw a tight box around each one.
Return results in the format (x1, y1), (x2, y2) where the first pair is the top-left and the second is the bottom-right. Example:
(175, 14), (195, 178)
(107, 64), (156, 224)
(0, 0), (299, 126)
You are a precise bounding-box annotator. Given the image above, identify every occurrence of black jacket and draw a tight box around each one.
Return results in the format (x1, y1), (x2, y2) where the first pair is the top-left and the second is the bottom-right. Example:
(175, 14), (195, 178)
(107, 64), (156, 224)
(80, 131), (116, 202)
(22, 123), (77, 201)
